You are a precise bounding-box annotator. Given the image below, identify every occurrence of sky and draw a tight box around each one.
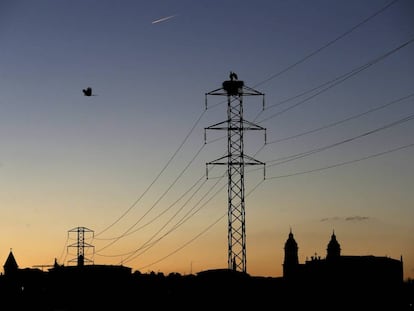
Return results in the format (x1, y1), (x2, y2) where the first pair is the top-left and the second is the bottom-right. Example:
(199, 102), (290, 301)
(0, 0), (413, 280)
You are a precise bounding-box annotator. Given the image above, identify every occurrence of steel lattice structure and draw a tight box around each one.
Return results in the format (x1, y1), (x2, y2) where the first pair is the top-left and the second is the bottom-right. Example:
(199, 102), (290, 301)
(205, 76), (265, 272)
(67, 226), (95, 266)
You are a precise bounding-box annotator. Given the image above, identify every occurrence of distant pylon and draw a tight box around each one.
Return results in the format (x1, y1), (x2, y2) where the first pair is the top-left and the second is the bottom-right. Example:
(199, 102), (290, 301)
(205, 73), (266, 273)
(67, 226), (95, 266)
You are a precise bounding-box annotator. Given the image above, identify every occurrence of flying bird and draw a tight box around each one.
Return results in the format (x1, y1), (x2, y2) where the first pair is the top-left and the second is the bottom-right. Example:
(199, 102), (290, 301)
(82, 87), (97, 96)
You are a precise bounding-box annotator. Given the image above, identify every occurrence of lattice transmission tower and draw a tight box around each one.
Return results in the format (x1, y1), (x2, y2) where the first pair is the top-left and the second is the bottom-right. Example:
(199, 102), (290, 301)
(67, 226), (95, 266)
(205, 73), (265, 273)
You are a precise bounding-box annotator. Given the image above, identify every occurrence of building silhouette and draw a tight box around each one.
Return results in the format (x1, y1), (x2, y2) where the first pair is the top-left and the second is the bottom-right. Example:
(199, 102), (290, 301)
(3, 249), (18, 276)
(1, 232), (412, 310)
(283, 230), (407, 309)
(283, 230), (403, 283)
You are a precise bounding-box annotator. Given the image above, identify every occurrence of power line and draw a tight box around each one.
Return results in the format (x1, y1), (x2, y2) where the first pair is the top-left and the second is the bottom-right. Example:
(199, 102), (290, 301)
(262, 112), (414, 169)
(256, 36), (414, 124)
(266, 142), (414, 180)
(122, 172), (227, 265)
(254, 39), (414, 122)
(95, 174), (207, 243)
(253, 92), (414, 156)
(95, 110), (207, 238)
(96, 142), (206, 252)
(115, 167), (228, 261)
(95, 175), (208, 257)
(95, 166), (226, 259)
(136, 213), (226, 271)
(252, 0), (401, 89)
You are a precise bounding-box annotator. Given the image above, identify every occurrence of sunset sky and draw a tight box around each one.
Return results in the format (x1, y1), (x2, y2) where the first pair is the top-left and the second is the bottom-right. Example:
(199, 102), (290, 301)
(1, 0), (413, 280)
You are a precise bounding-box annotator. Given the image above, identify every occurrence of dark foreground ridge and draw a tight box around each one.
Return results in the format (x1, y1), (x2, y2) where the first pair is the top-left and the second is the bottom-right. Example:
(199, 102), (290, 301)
(1, 231), (413, 310)
(0, 265), (413, 310)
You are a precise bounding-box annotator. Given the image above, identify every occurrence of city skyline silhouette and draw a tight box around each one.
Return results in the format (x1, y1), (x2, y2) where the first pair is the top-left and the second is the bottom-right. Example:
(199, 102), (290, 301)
(1, 229), (411, 310)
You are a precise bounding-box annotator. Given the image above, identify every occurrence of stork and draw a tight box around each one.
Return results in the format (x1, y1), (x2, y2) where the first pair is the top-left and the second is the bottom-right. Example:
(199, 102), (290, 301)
(229, 71), (238, 81)
(82, 87), (94, 96)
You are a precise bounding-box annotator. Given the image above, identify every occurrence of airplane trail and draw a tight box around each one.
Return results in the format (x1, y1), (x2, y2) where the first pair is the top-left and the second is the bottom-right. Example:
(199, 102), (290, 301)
(152, 15), (177, 24)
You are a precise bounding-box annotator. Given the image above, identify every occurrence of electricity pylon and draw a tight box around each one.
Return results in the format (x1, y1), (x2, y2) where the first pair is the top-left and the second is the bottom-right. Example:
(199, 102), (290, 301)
(205, 74), (265, 273)
(67, 226), (95, 266)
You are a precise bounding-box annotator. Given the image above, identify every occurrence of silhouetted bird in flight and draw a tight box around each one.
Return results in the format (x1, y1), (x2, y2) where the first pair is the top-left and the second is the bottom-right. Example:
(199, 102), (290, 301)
(229, 71), (238, 81)
(82, 87), (96, 96)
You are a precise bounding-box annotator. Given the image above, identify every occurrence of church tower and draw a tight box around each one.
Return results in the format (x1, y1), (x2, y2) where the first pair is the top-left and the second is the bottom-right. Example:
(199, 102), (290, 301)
(283, 229), (299, 279)
(3, 249), (19, 276)
(326, 230), (341, 260)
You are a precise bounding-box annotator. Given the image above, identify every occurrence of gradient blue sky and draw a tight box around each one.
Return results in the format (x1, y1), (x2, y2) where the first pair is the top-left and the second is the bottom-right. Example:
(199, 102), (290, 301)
(1, 0), (413, 279)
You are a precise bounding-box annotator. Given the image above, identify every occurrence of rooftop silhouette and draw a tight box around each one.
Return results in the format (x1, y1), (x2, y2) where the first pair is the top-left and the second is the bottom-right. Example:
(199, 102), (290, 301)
(1, 231), (412, 310)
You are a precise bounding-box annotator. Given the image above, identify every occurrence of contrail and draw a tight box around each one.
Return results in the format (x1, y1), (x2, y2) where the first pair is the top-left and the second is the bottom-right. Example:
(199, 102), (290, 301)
(152, 15), (177, 24)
